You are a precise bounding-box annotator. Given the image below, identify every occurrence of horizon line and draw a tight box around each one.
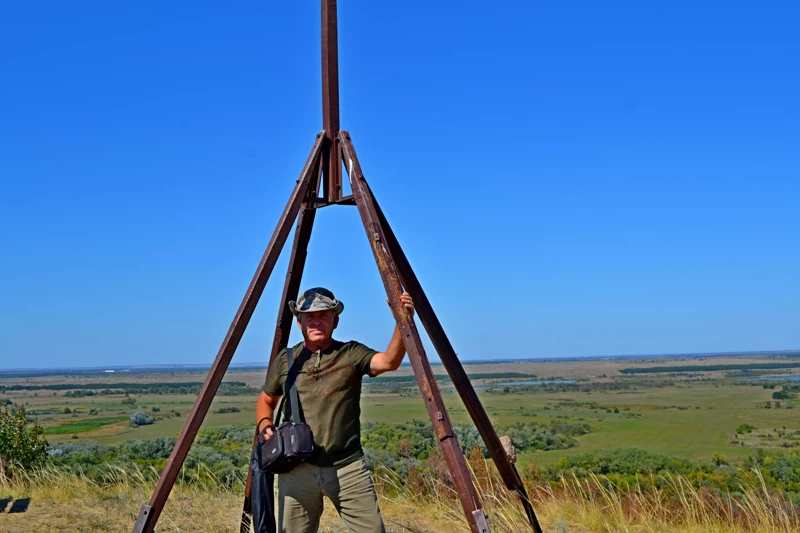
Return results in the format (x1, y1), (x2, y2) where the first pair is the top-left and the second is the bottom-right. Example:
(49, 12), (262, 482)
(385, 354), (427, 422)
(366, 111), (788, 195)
(1, 348), (799, 373)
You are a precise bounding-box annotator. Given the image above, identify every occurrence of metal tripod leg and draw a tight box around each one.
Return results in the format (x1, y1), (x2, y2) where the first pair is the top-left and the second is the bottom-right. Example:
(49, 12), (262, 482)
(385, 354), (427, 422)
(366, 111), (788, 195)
(340, 131), (489, 533)
(370, 192), (543, 533)
(240, 171), (321, 533)
(132, 132), (325, 533)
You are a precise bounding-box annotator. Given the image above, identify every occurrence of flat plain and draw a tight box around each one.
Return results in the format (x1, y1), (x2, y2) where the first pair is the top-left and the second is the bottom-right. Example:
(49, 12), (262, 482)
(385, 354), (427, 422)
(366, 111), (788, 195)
(4, 353), (800, 468)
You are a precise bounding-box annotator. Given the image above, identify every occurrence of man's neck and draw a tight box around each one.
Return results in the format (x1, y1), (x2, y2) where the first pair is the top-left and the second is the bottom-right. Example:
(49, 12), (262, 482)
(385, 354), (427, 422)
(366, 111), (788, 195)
(304, 338), (333, 352)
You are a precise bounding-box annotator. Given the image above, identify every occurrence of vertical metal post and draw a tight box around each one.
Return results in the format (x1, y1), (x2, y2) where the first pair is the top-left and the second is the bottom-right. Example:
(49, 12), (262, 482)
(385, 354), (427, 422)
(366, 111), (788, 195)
(340, 131), (488, 533)
(240, 165), (321, 532)
(321, 0), (341, 202)
(132, 133), (325, 533)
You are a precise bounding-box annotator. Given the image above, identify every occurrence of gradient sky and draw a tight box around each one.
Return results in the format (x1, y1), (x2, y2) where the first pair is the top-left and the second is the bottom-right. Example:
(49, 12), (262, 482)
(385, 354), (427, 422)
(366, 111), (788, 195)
(1, 1), (798, 369)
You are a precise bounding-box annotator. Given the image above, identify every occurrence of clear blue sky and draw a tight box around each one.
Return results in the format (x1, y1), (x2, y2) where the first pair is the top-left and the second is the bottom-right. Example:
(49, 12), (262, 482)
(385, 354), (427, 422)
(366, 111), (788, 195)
(1, 1), (798, 370)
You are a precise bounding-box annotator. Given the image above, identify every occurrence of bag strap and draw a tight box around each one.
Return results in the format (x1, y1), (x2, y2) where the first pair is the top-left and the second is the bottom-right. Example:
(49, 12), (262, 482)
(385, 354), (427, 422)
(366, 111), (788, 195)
(274, 395), (286, 426)
(286, 345), (304, 424)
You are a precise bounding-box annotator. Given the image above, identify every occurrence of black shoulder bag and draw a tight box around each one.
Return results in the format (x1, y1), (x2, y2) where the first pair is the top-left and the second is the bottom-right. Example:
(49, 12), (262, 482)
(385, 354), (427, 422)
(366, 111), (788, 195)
(255, 345), (316, 473)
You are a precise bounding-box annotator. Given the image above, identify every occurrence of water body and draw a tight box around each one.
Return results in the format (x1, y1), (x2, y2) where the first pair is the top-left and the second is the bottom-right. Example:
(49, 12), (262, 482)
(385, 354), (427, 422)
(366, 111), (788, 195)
(741, 376), (800, 382)
(447, 379), (575, 392)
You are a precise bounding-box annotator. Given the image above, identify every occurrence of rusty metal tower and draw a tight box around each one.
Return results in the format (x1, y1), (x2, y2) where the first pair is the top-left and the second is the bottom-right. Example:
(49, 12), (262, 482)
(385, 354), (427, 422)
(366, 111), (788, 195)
(131, 2), (542, 532)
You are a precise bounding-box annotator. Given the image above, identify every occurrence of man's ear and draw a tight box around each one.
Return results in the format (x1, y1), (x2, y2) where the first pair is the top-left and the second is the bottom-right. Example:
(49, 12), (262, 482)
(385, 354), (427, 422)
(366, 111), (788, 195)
(333, 314), (339, 329)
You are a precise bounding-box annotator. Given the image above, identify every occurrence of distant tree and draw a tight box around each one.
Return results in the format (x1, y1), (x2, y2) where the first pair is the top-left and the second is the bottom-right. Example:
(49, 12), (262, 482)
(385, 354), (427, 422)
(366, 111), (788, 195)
(213, 406), (240, 414)
(63, 407), (71, 414)
(773, 389), (796, 400)
(129, 412), (155, 426)
(0, 404), (49, 480)
(737, 423), (753, 434)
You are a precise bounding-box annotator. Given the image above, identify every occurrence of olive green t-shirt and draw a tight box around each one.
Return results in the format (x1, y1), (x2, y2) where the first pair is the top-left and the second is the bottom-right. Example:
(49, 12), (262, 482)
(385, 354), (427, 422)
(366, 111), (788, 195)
(262, 339), (377, 467)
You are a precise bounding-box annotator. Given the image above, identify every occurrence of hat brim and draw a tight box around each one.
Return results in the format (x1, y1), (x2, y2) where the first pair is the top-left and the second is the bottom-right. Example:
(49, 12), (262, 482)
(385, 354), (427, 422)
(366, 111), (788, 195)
(288, 301), (344, 317)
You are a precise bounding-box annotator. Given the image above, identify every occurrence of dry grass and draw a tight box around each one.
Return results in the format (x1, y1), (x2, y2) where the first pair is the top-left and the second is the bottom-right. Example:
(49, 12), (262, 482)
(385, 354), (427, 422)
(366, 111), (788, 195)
(1, 462), (798, 532)
(369, 451), (800, 533)
(1, 465), (241, 533)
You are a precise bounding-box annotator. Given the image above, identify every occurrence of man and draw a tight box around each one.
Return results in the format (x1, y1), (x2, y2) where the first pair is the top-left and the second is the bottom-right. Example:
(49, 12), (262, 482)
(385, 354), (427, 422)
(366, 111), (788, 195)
(255, 287), (413, 533)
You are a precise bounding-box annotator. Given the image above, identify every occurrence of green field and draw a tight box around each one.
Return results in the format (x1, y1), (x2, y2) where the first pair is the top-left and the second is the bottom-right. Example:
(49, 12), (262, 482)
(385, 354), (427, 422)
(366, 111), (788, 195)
(5, 354), (800, 468)
(43, 416), (129, 435)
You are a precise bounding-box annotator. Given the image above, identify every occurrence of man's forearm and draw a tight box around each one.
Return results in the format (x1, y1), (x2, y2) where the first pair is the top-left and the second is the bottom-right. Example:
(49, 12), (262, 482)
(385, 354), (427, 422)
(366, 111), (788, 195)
(382, 325), (407, 370)
(255, 392), (275, 432)
(370, 293), (414, 376)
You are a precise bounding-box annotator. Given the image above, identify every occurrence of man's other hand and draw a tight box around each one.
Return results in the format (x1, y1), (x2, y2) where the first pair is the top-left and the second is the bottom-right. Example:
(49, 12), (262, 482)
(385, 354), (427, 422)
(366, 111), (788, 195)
(258, 425), (275, 443)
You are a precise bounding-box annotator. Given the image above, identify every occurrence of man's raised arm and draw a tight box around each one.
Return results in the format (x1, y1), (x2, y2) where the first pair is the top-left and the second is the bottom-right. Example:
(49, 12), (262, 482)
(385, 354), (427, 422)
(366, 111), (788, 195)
(369, 293), (414, 376)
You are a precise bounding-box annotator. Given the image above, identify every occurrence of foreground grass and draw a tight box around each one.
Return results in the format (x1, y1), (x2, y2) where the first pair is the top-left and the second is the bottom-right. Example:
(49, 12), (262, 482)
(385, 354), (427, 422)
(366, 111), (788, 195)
(2, 462), (798, 533)
(0, 466), (452, 533)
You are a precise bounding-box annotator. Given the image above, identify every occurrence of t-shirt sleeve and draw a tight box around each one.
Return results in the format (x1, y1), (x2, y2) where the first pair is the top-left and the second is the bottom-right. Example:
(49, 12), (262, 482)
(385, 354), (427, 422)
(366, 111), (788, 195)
(262, 349), (288, 396)
(347, 341), (379, 377)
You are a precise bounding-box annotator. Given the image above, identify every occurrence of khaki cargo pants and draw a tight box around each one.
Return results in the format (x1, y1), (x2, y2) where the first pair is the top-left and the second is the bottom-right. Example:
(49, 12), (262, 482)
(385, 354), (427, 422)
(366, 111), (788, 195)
(277, 457), (385, 533)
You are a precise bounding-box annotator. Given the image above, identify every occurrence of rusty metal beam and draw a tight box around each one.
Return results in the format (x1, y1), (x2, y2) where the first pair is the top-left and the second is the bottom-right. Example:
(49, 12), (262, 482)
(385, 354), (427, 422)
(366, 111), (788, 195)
(306, 194), (355, 207)
(340, 131), (488, 533)
(239, 161), (322, 533)
(371, 194), (543, 533)
(321, 0), (341, 202)
(132, 132), (325, 533)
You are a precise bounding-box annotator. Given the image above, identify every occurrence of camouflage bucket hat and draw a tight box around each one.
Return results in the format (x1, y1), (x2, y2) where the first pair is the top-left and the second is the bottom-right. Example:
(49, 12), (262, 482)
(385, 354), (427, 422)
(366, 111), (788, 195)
(288, 287), (344, 317)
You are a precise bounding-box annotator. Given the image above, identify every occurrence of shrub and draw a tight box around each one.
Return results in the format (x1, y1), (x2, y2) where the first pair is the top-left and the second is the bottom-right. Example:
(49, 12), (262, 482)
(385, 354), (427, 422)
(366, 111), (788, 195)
(129, 412), (155, 426)
(214, 406), (241, 414)
(551, 448), (696, 477)
(0, 404), (48, 477)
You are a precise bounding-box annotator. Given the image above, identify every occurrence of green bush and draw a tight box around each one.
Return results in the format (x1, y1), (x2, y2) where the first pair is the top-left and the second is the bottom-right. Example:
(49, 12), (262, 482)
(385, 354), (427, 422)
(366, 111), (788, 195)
(214, 406), (241, 414)
(0, 404), (48, 477)
(129, 412), (154, 426)
(550, 448), (696, 477)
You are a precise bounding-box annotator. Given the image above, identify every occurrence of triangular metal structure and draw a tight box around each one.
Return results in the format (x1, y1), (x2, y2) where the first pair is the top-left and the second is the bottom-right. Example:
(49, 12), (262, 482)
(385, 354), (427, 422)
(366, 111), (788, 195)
(131, 2), (542, 532)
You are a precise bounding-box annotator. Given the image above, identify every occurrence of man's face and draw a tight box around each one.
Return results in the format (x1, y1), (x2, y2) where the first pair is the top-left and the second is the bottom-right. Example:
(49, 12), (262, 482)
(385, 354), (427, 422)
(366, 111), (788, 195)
(297, 310), (337, 346)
